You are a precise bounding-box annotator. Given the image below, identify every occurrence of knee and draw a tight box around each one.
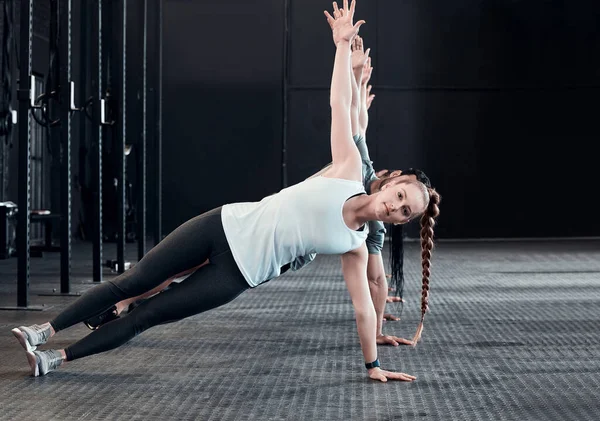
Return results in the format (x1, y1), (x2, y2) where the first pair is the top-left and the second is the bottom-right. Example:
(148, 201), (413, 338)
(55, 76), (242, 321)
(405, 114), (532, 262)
(107, 267), (149, 298)
(127, 302), (163, 336)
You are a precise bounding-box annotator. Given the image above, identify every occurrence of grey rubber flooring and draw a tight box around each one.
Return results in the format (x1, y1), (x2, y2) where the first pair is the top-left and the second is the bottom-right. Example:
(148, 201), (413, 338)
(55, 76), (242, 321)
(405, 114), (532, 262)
(0, 239), (599, 420)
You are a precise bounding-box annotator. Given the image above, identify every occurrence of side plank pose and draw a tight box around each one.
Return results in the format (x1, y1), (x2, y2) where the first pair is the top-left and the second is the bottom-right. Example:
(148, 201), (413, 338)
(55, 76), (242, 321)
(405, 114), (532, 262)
(83, 35), (430, 345)
(12, 0), (439, 383)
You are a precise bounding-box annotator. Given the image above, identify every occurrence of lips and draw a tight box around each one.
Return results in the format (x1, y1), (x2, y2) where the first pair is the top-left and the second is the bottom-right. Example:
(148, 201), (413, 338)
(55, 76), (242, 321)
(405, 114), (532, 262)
(384, 203), (390, 216)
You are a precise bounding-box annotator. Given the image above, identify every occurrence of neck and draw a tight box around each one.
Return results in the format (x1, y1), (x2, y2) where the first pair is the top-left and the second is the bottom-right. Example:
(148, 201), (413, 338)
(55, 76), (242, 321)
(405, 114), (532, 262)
(344, 194), (376, 229)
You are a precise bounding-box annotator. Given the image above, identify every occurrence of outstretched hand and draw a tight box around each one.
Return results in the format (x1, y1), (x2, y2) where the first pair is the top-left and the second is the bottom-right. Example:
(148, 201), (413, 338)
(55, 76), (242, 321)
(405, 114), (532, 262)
(368, 367), (417, 383)
(366, 85), (375, 110)
(361, 56), (373, 85)
(351, 35), (370, 70)
(377, 334), (413, 346)
(324, 0), (365, 46)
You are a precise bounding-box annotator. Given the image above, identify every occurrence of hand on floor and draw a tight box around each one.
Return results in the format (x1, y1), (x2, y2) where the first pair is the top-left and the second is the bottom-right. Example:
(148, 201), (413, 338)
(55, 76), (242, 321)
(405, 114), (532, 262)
(368, 367), (416, 382)
(383, 313), (400, 321)
(376, 334), (413, 347)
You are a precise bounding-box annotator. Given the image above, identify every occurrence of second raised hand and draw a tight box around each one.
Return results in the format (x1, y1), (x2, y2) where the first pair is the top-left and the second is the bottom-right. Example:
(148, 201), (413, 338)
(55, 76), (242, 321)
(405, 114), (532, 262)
(324, 0), (366, 46)
(351, 35), (370, 71)
(361, 56), (373, 85)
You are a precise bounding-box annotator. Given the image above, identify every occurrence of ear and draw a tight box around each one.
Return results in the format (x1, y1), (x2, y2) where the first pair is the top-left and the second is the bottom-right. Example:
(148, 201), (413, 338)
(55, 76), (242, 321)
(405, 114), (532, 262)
(390, 170), (403, 177)
(375, 169), (389, 178)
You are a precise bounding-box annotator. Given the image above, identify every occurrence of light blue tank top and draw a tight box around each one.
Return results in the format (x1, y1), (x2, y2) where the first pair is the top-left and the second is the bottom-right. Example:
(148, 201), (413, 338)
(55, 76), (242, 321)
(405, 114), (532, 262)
(221, 176), (368, 287)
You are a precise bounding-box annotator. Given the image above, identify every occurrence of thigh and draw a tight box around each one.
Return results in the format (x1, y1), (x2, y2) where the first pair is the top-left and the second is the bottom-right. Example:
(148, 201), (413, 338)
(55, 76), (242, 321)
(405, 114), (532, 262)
(112, 207), (227, 296)
(131, 257), (249, 327)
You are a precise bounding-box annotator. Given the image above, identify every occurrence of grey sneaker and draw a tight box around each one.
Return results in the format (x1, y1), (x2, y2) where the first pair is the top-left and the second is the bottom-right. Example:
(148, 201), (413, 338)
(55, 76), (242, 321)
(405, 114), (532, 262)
(11, 324), (51, 352)
(26, 349), (63, 377)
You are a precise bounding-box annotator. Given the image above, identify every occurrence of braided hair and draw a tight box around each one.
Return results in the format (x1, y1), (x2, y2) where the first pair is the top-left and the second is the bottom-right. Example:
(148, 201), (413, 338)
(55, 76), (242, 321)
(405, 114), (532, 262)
(411, 188), (441, 346)
(387, 169), (433, 311)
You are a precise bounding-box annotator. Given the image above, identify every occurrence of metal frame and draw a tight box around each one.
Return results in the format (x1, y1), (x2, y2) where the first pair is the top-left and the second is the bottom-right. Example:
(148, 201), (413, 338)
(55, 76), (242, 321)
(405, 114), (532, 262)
(6, 0), (46, 311)
(90, 0), (104, 283)
(137, 0), (148, 260)
(281, 0), (290, 189)
(58, 0), (73, 294)
(112, 0), (126, 273)
(149, 0), (162, 246)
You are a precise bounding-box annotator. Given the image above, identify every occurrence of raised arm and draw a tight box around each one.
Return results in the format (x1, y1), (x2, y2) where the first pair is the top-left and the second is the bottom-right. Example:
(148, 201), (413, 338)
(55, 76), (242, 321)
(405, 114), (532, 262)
(359, 57), (374, 138)
(324, 0), (364, 181)
(342, 244), (416, 382)
(351, 36), (369, 137)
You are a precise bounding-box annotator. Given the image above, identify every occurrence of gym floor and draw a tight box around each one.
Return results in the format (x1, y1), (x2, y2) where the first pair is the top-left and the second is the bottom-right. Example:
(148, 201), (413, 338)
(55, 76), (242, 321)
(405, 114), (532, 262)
(0, 240), (598, 420)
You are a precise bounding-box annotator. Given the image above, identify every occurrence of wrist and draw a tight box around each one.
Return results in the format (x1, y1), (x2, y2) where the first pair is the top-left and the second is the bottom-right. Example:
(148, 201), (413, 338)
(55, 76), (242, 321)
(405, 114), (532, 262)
(365, 358), (381, 370)
(336, 39), (351, 48)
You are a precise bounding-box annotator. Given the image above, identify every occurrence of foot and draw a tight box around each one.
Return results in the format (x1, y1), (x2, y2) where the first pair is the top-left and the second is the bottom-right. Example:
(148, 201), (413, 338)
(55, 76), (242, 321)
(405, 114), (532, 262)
(12, 324), (52, 352)
(84, 306), (119, 330)
(26, 349), (63, 377)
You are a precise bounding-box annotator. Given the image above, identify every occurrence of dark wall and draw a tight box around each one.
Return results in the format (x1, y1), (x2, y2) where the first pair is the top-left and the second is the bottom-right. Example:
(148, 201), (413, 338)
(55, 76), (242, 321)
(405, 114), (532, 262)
(285, 0), (600, 238)
(7, 1), (594, 240)
(163, 1), (284, 234)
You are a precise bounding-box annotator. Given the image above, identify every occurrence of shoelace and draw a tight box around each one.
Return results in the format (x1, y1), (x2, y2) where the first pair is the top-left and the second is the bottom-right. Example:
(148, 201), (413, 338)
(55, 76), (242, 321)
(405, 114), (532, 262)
(33, 325), (50, 342)
(48, 352), (62, 369)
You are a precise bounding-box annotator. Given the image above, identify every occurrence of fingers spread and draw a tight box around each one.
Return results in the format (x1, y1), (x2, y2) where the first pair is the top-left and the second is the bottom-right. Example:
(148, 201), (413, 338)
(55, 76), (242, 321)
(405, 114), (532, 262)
(354, 20), (366, 30)
(324, 11), (335, 28)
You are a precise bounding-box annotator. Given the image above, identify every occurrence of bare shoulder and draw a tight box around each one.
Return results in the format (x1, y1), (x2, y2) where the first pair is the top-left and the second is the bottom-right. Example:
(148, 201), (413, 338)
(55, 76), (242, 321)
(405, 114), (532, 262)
(322, 161), (362, 183)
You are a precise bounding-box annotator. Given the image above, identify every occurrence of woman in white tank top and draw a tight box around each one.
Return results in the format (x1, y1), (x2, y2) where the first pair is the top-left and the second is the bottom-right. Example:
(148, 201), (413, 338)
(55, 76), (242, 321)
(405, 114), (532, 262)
(13, 0), (440, 383)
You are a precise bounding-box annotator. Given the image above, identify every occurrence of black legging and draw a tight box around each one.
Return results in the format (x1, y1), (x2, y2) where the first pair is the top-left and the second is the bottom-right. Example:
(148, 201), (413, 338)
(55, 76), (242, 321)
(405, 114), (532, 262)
(50, 207), (250, 361)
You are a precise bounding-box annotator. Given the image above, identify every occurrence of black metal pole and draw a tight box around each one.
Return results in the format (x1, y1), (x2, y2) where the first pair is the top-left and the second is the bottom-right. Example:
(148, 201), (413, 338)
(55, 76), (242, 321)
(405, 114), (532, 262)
(58, 0), (72, 294)
(152, 0), (162, 246)
(282, 0), (290, 189)
(113, 0), (126, 273)
(137, 0), (147, 260)
(16, 0), (33, 308)
(78, 0), (88, 233)
(90, 0), (103, 283)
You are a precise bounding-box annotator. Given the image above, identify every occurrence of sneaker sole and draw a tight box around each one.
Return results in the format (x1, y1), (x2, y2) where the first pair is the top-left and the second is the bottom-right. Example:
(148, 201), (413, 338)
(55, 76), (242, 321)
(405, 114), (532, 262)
(11, 328), (36, 352)
(25, 351), (39, 377)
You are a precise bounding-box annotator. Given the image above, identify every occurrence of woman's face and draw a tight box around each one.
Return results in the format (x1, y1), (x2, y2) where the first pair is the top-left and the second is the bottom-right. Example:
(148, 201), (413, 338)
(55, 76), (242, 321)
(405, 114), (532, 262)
(373, 180), (428, 224)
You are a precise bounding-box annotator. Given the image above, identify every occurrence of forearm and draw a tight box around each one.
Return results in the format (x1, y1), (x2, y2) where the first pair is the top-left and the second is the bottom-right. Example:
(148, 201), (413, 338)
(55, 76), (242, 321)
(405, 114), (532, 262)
(355, 307), (378, 363)
(359, 82), (369, 137)
(330, 41), (353, 108)
(350, 67), (362, 136)
(369, 275), (388, 335)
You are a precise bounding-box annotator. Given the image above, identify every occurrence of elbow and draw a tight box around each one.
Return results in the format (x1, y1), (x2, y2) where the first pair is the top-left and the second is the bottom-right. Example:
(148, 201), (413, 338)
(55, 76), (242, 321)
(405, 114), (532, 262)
(368, 274), (386, 288)
(355, 305), (377, 322)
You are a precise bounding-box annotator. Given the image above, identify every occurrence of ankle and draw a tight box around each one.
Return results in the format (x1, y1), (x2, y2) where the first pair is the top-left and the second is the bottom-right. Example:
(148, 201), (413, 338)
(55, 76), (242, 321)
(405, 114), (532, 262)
(59, 349), (67, 362)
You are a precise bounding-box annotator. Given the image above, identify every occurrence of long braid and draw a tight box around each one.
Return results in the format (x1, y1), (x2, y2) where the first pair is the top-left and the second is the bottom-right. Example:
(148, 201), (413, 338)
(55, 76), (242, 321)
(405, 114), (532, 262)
(412, 188), (441, 346)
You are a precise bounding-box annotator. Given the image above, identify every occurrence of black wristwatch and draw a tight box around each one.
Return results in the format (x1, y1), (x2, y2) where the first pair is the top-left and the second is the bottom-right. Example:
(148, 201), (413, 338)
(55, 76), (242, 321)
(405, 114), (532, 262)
(365, 358), (380, 370)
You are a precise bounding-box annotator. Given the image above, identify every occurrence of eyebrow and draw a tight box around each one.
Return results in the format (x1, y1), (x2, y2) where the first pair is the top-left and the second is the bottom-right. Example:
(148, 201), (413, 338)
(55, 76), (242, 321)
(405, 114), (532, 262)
(400, 188), (412, 216)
